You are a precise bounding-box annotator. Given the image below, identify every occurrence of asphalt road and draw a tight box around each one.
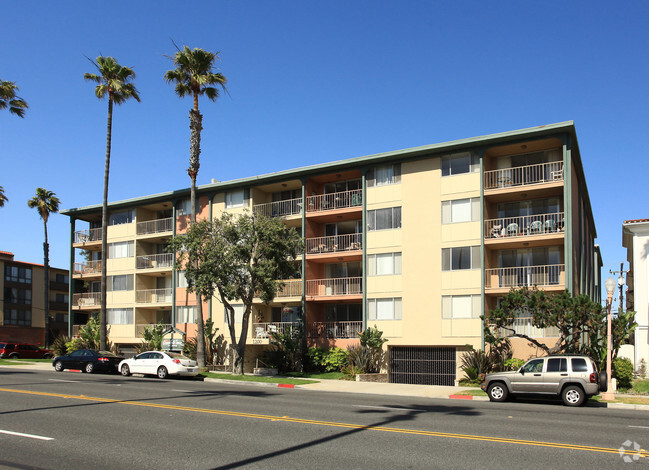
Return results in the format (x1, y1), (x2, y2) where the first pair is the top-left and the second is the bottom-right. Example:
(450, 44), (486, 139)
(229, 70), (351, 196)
(0, 368), (647, 469)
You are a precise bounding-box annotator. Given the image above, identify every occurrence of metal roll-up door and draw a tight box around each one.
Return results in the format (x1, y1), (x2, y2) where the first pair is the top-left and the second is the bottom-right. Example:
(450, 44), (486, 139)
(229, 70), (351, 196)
(389, 346), (456, 386)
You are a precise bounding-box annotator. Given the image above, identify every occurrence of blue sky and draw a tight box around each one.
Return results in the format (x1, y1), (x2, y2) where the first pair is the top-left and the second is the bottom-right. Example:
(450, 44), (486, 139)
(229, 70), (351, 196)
(1, 1), (647, 293)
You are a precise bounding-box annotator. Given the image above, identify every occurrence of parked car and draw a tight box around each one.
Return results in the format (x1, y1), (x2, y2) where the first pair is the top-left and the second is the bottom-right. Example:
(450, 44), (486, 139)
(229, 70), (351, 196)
(0, 342), (53, 359)
(119, 351), (199, 379)
(481, 354), (607, 407)
(52, 349), (124, 374)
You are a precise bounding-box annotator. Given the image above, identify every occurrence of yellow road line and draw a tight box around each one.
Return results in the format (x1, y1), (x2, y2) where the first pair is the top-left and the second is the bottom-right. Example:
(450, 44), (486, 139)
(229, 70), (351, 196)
(1, 387), (647, 458)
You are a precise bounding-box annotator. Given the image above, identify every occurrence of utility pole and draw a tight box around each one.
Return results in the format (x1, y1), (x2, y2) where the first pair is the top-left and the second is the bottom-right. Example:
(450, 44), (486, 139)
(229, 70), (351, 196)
(609, 262), (628, 315)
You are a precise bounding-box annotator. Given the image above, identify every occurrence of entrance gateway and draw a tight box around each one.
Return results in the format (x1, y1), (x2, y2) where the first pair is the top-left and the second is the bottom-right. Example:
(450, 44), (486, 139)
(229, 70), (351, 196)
(389, 346), (456, 386)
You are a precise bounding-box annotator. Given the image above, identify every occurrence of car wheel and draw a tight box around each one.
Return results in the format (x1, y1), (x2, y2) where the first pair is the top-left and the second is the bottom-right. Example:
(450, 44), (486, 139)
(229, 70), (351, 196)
(157, 366), (168, 379)
(84, 362), (95, 374)
(599, 371), (608, 393)
(8, 353), (19, 359)
(562, 385), (585, 407)
(54, 361), (64, 372)
(121, 364), (131, 377)
(487, 382), (508, 402)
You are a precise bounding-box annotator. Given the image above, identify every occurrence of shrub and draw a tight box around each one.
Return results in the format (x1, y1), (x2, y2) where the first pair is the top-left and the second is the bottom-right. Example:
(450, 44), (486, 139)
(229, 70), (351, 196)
(66, 317), (112, 352)
(259, 325), (303, 373)
(347, 345), (377, 374)
(504, 358), (525, 371)
(613, 356), (634, 389)
(183, 337), (197, 360)
(141, 322), (166, 351)
(342, 364), (364, 379)
(52, 335), (69, 356)
(460, 348), (490, 380)
(636, 359), (647, 379)
(306, 346), (349, 373)
(358, 326), (388, 349)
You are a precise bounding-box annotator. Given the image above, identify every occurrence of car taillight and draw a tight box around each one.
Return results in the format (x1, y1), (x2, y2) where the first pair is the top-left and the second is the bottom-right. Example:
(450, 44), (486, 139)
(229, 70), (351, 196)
(173, 359), (181, 364)
(589, 372), (597, 383)
(98, 357), (109, 362)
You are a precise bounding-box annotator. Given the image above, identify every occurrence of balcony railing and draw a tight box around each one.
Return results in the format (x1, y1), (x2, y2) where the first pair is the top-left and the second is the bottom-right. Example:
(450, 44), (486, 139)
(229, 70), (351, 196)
(485, 264), (564, 289)
(305, 277), (362, 296)
(306, 233), (362, 254)
(135, 323), (173, 337)
(484, 161), (564, 190)
(496, 317), (560, 338)
(276, 279), (303, 297)
(72, 292), (100, 307)
(73, 260), (102, 275)
(306, 189), (362, 213)
(252, 322), (300, 338)
(253, 198), (302, 218)
(307, 321), (363, 339)
(137, 217), (173, 236)
(135, 288), (173, 304)
(136, 253), (174, 270)
(74, 228), (102, 244)
(485, 212), (564, 239)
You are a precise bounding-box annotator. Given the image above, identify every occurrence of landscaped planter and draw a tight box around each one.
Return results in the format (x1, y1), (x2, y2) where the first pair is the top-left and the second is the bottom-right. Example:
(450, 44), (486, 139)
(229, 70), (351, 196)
(356, 373), (388, 383)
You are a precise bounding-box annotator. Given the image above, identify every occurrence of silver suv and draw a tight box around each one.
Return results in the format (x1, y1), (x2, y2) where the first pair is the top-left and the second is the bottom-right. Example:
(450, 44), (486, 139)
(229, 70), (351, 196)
(480, 355), (607, 407)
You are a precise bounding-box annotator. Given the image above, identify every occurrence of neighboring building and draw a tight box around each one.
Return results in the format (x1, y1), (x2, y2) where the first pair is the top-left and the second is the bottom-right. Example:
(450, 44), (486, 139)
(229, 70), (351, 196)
(623, 219), (649, 373)
(0, 251), (70, 345)
(61, 121), (600, 384)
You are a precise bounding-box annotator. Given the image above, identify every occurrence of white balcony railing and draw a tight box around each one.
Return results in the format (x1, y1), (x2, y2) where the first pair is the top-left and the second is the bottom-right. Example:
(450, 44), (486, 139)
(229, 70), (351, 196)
(252, 322), (300, 339)
(496, 317), (560, 338)
(485, 264), (565, 289)
(484, 161), (563, 190)
(305, 233), (362, 254)
(136, 217), (173, 236)
(74, 228), (102, 244)
(136, 253), (174, 270)
(485, 212), (564, 239)
(306, 189), (362, 213)
(253, 198), (302, 218)
(73, 260), (103, 275)
(72, 292), (101, 307)
(308, 321), (363, 339)
(135, 288), (173, 304)
(305, 277), (362, 296)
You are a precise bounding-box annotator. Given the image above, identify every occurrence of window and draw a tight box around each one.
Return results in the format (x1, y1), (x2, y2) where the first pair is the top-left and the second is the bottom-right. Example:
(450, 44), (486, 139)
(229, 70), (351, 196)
(176, 271), (189, 288)
(55, 293), (69, 303)
(441, 152), (479, 176)
(5, 265), (32, 283)
(324, 304), (362, 321)
(367, 163), (401, 187)
(441, 198), (480, 224)
(547, 358), (567, 372)
(226, 190), (245, 208)
(55, 273), (69, 284)
(4, 309), (31, 326)
(367, 253), (402, 276)
(107, 275), (134, 292)
(177, 199), (192, 216)
(4, 287), (31, 304)
(324, 179), (361, 193)
(367, 298), (402, 320)
(108, 210), (134, 225)
(571, 358), (588, 372)
(522, 359), (544, 373)
(442, 295), (481, 319)
(177, 306), (197, 323)
(367, 207), (402, 231)
(224, 304), (244, 323)
(442, 246), (480, 271)
(108, 241), (134, 259)
(107, 308), (133, 324)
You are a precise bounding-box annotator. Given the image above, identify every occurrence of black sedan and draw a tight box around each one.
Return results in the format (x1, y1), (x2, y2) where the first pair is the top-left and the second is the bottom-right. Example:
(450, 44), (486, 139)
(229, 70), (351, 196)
(52, 349), (124, 374)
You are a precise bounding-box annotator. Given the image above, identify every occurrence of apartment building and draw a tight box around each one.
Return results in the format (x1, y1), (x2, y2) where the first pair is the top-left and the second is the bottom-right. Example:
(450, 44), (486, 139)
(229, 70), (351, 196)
(62, 121), (600, 384)
(0, 251), (70, 344)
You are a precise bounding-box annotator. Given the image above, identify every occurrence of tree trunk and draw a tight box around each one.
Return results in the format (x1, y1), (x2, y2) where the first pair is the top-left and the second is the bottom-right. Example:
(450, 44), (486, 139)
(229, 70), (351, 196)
(100, 96), (113, 351)
(233, 343), (245, 374)
(43, 220), (50, 346)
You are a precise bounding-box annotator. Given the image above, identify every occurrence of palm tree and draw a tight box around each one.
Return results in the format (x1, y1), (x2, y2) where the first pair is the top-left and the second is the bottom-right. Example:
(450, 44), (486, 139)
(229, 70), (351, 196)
(0, 79), (28, 118)
(85, 56), (140, 350)
(28, 188), (61, 346)
(0, 186), (7, 207)
(165, 45), (227, 367)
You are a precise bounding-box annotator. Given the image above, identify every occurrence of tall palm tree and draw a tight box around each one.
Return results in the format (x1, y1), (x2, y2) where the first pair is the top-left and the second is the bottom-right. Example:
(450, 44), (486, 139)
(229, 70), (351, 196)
(0, 186), (7, 207)
(0, 79), (28, 118)
(85, 56), (140, 350)
(165, 45), (227, 367)
(28, 188), (61, 346)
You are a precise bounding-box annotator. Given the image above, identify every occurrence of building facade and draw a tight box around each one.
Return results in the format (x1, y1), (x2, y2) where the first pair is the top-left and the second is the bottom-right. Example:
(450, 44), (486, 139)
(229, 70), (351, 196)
(0, 251), (70, 345)
(62, 121), (600, 384)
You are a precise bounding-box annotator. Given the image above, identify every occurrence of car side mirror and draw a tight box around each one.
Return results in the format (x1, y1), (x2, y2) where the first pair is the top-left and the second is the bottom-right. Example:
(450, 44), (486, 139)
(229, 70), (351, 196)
(519, 368), (524, 374)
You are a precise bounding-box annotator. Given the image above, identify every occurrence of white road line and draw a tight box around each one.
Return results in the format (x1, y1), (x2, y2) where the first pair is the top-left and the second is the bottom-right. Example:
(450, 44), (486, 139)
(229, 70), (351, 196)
(629, 425), (649, 429)
(172, 389), (194, 393)
(48, 379), (79, 383)
(0, 430), (54, 441)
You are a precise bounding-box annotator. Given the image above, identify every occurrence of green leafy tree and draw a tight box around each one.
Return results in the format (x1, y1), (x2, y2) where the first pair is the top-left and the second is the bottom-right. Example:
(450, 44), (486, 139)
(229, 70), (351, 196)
(84, 56), (140, 350)
(27, 188), (60, 346)
(0, 185), (7, 207)
(0, 79), (28, 118)
(168, 212), (302, 374)
(164, 44), (227, 367)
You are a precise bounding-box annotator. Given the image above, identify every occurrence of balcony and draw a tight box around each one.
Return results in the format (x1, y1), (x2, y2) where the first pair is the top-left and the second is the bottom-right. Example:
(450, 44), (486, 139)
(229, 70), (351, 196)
(306, 189), (362, 213)
(252, 322), (300, 339)
(496, 317), (559, 338)
(136, 288), (173, 304)
(253, 198), (302, 218)
(73, 260), (102, 276)
(135, 323), (173, 337)
(275, 279), (303, 298)
(74, 228), (102, 245)
(484, 161), (563, 191)
(306, 233), (362, 255)
(136, 253), (174, 270)
(307, 321), (362, 339)
(485, 264), (565, 290)
(72, 292), (100, 308)
(306, 277), (362, 298)
(485, 212), (564, 240)
(136, 217), (173, 236)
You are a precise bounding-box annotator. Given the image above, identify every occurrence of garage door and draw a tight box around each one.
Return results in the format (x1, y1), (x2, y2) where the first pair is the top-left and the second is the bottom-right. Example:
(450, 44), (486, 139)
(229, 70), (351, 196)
(389, 346), (456, 386)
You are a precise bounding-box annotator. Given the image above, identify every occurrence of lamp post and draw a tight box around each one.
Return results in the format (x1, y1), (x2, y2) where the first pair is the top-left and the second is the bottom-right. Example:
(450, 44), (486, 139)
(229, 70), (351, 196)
(602, 276), (616, 401)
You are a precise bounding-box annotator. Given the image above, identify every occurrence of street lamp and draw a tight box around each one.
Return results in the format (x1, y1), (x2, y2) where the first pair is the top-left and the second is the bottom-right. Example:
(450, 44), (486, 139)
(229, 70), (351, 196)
(602, 276), (616, 401)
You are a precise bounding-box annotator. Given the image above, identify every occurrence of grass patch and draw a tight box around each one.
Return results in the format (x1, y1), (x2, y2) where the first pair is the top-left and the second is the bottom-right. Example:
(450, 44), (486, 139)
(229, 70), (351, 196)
(283, 371), (347, 380)
(201, 372), (318, 385)
(632, 379), (649, 394)
(0, 358), (52, 365)
(453, 389), (487, 396)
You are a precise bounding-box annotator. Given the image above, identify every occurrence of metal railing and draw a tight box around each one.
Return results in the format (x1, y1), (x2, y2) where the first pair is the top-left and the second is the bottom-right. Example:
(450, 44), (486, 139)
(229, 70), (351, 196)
(306, 189), (362, 213)
(74, 228), (102, 243)
(305, 233), (362, 254)
(252, 322), (300, 338)
(73, 260), (102, 275)
(136, 217), (173, 235)
(136, 253), (174, 269)
(307, 321), (363, 339)
(72, 292), (100, 307)
(496, 317), (560, 338)
(484, 161), (563, 190)
(485, 212), (564, 239)
(305, 277), (363, 296)
(485, 264), (564, 289)
(135, 323), (173, 337)
(275, 279), (303, 297)
(253, 198), (302, 218)
(135, 288), (173, 304)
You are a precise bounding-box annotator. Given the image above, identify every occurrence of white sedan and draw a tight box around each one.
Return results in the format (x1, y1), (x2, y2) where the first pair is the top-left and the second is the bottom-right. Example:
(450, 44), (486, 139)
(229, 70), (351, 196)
(118, 351), (199, 379)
